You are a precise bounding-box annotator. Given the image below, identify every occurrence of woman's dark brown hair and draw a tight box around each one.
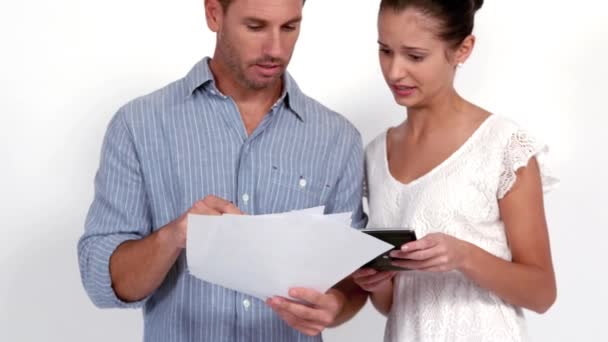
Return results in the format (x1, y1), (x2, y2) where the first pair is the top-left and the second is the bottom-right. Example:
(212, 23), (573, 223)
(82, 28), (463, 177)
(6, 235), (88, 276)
(380, 0), (484, 48)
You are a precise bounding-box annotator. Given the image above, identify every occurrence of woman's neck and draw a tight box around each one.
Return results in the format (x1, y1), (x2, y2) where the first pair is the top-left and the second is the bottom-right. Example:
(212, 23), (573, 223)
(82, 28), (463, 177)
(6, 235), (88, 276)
(404, 90), (469, 139)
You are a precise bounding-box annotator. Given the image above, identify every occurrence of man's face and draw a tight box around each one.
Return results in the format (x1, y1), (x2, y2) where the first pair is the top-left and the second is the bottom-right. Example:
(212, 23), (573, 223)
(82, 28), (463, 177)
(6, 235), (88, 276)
(213, 0), (303, 90)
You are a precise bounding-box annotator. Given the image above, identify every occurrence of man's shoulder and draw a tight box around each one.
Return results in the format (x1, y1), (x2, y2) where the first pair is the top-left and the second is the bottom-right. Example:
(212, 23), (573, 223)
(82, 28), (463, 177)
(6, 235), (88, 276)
(118, 78), (187, 118)
(105, 76), (194, 136)
(296, 92), (361, 141)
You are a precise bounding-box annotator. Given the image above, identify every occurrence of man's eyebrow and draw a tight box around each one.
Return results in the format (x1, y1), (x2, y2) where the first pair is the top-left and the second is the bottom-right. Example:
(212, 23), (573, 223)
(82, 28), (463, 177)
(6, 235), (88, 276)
(283, 17), (302, 25)
(243, 17), (267, 24)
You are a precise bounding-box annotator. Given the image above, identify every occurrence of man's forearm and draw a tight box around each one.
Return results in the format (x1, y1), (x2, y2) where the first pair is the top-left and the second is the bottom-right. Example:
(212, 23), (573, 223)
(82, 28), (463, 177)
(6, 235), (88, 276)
(109, 225), (182, 302)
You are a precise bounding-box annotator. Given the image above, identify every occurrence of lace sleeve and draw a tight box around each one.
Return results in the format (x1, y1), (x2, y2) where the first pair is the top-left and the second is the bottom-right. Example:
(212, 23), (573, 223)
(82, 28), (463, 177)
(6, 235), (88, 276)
(497, 129), (559, 199)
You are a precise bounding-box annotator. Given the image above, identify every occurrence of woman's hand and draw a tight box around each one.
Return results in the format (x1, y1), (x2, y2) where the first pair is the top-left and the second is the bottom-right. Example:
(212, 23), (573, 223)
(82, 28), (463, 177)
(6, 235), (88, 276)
(352, 268), (396, 292)
(390, 233), (471, 272)
(352, 268), (396, 315)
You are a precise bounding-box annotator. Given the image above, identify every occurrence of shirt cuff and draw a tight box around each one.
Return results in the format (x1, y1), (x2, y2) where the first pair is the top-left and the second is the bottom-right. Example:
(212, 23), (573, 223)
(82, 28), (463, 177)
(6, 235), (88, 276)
(84, 233), (150, 309)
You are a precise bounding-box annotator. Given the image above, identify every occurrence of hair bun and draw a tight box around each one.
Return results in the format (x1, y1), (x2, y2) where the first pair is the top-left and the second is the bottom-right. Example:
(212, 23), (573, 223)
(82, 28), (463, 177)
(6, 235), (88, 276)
(473, 0), (484, 11)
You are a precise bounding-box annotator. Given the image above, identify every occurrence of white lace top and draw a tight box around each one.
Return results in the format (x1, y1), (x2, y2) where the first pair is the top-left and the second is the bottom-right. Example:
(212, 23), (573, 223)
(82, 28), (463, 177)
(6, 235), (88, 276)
(365, 115), (558, 342)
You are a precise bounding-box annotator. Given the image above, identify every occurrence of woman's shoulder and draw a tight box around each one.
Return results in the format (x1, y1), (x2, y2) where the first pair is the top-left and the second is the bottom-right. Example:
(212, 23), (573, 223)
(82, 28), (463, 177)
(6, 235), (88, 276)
(364, 130), (389, 159)
(479, 114), (527, 146)
(484, 114), (518, 132)
(483, 115), (559, 197)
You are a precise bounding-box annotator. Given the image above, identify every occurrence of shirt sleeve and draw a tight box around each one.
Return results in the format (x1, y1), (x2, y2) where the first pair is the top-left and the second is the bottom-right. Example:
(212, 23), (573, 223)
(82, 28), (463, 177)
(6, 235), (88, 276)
(323, 126), (368, 229)
(77, 109), (153, 309)
(497, 128), (559, 199)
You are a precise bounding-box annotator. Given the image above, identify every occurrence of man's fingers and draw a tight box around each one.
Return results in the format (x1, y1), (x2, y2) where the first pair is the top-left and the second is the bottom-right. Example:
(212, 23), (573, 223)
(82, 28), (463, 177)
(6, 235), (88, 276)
(222, 204), (243, 215)
(278, 309), (324, 335)
(269, 297), (320, 321)
(291, 321), (324, 336)
(288, 288), (325, 307)
(268, 296), (336, 326)
(189, 195), (243, 215)
(267, 299), (325, 336)
(190, 200), (222, 216)
(202, 195), (243, 214)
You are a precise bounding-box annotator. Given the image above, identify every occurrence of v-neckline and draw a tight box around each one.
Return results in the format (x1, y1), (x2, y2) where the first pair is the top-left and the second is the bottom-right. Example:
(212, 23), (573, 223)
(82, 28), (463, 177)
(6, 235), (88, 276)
(383, 114), (495, 188)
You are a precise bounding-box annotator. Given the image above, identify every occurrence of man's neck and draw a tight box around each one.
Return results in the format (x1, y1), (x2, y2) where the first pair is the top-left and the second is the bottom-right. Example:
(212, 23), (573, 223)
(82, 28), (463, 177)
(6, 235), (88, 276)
(208, 57), (283, 107)
(208, 57), (285, 136)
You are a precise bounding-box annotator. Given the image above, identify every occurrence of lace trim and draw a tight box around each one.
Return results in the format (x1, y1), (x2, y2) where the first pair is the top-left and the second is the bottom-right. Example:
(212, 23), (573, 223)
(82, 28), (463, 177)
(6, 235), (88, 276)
(497, 130), (559, 199)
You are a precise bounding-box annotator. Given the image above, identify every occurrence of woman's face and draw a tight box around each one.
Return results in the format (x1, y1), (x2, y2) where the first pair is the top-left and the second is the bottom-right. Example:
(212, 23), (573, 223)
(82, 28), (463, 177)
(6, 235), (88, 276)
(378, 8), (462, 109)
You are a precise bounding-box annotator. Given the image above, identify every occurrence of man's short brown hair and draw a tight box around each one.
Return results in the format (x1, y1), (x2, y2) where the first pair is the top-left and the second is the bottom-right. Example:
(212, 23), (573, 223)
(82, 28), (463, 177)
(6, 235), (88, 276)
(218, 0), (306, 11)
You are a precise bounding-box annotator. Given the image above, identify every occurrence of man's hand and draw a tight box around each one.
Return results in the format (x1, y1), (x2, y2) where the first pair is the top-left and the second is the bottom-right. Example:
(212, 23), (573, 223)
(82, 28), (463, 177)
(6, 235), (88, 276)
(266, 288), (346, 336)
(164, 195), (243, 249)
(109, 195), (241, 302)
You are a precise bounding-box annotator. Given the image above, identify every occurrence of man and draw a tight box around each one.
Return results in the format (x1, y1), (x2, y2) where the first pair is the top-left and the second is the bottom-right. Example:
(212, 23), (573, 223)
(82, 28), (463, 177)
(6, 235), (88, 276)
(78, 0), (367, 341)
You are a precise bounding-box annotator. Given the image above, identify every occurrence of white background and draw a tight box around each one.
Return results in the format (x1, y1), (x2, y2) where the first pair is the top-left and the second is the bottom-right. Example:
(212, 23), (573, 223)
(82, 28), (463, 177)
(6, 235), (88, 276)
(1, 0), (606, 341)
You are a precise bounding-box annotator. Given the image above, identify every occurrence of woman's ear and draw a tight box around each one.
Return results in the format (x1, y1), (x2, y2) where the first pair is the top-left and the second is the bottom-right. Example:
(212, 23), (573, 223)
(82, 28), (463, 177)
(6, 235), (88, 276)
(454, 35), (476, 67)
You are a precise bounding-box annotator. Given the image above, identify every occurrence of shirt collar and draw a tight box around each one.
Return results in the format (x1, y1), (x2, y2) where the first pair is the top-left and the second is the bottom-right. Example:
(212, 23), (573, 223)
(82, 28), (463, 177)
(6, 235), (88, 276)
(282, 71), (307, 121)
(184, 57), (307, 121)
(184, 57), (215, 96)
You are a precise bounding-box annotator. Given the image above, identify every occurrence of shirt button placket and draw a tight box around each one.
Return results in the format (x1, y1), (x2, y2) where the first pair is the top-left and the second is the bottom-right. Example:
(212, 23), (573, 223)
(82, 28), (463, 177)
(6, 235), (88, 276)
(238, 142), (252, 211)
(242, 298), (251, 310)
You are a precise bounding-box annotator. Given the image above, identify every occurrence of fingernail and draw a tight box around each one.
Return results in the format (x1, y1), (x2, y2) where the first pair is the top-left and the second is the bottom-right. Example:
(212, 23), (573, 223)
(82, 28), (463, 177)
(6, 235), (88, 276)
(401, 245), (409, 251)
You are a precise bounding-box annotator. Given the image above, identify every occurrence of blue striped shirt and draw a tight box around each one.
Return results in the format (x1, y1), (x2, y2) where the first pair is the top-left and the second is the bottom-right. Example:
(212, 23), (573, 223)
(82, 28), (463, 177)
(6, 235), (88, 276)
(78, 58), (365, 342)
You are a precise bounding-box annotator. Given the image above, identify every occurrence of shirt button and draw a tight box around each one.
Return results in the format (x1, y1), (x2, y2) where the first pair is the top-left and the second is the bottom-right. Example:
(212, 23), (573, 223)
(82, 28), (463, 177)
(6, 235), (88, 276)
(242, 299), (251, 310)
(299, 178), (307, 188)
(242, 193), (250, 203)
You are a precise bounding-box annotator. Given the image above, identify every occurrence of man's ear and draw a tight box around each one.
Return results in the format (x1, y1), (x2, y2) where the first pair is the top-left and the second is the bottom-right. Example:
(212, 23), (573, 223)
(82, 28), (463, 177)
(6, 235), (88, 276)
(205, 0), (224, 32)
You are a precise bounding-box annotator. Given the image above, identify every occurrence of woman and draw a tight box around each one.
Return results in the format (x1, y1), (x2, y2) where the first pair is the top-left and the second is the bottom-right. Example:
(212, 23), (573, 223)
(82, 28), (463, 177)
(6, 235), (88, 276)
(352, 1), (558, 341)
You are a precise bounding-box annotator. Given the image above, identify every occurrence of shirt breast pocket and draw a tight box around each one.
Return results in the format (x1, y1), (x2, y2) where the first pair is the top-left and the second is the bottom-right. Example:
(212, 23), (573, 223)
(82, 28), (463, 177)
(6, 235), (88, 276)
(264, 167), (329, 213)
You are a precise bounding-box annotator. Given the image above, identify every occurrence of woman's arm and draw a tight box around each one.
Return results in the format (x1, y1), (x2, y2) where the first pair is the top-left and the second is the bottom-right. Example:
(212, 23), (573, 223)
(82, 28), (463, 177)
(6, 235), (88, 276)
(464, 157), (556, 312)
(352, 269), (396, 316)
(391, 158), (556, 313)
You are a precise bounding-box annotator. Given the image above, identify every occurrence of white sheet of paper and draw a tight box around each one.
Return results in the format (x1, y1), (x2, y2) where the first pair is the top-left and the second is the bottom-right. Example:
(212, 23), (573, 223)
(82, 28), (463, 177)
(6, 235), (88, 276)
(186, 208), (392, 301)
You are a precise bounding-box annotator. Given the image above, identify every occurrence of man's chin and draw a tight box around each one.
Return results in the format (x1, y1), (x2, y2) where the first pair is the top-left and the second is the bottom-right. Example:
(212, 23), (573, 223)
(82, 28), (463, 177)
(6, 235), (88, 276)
(244, 75), (282, 90)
